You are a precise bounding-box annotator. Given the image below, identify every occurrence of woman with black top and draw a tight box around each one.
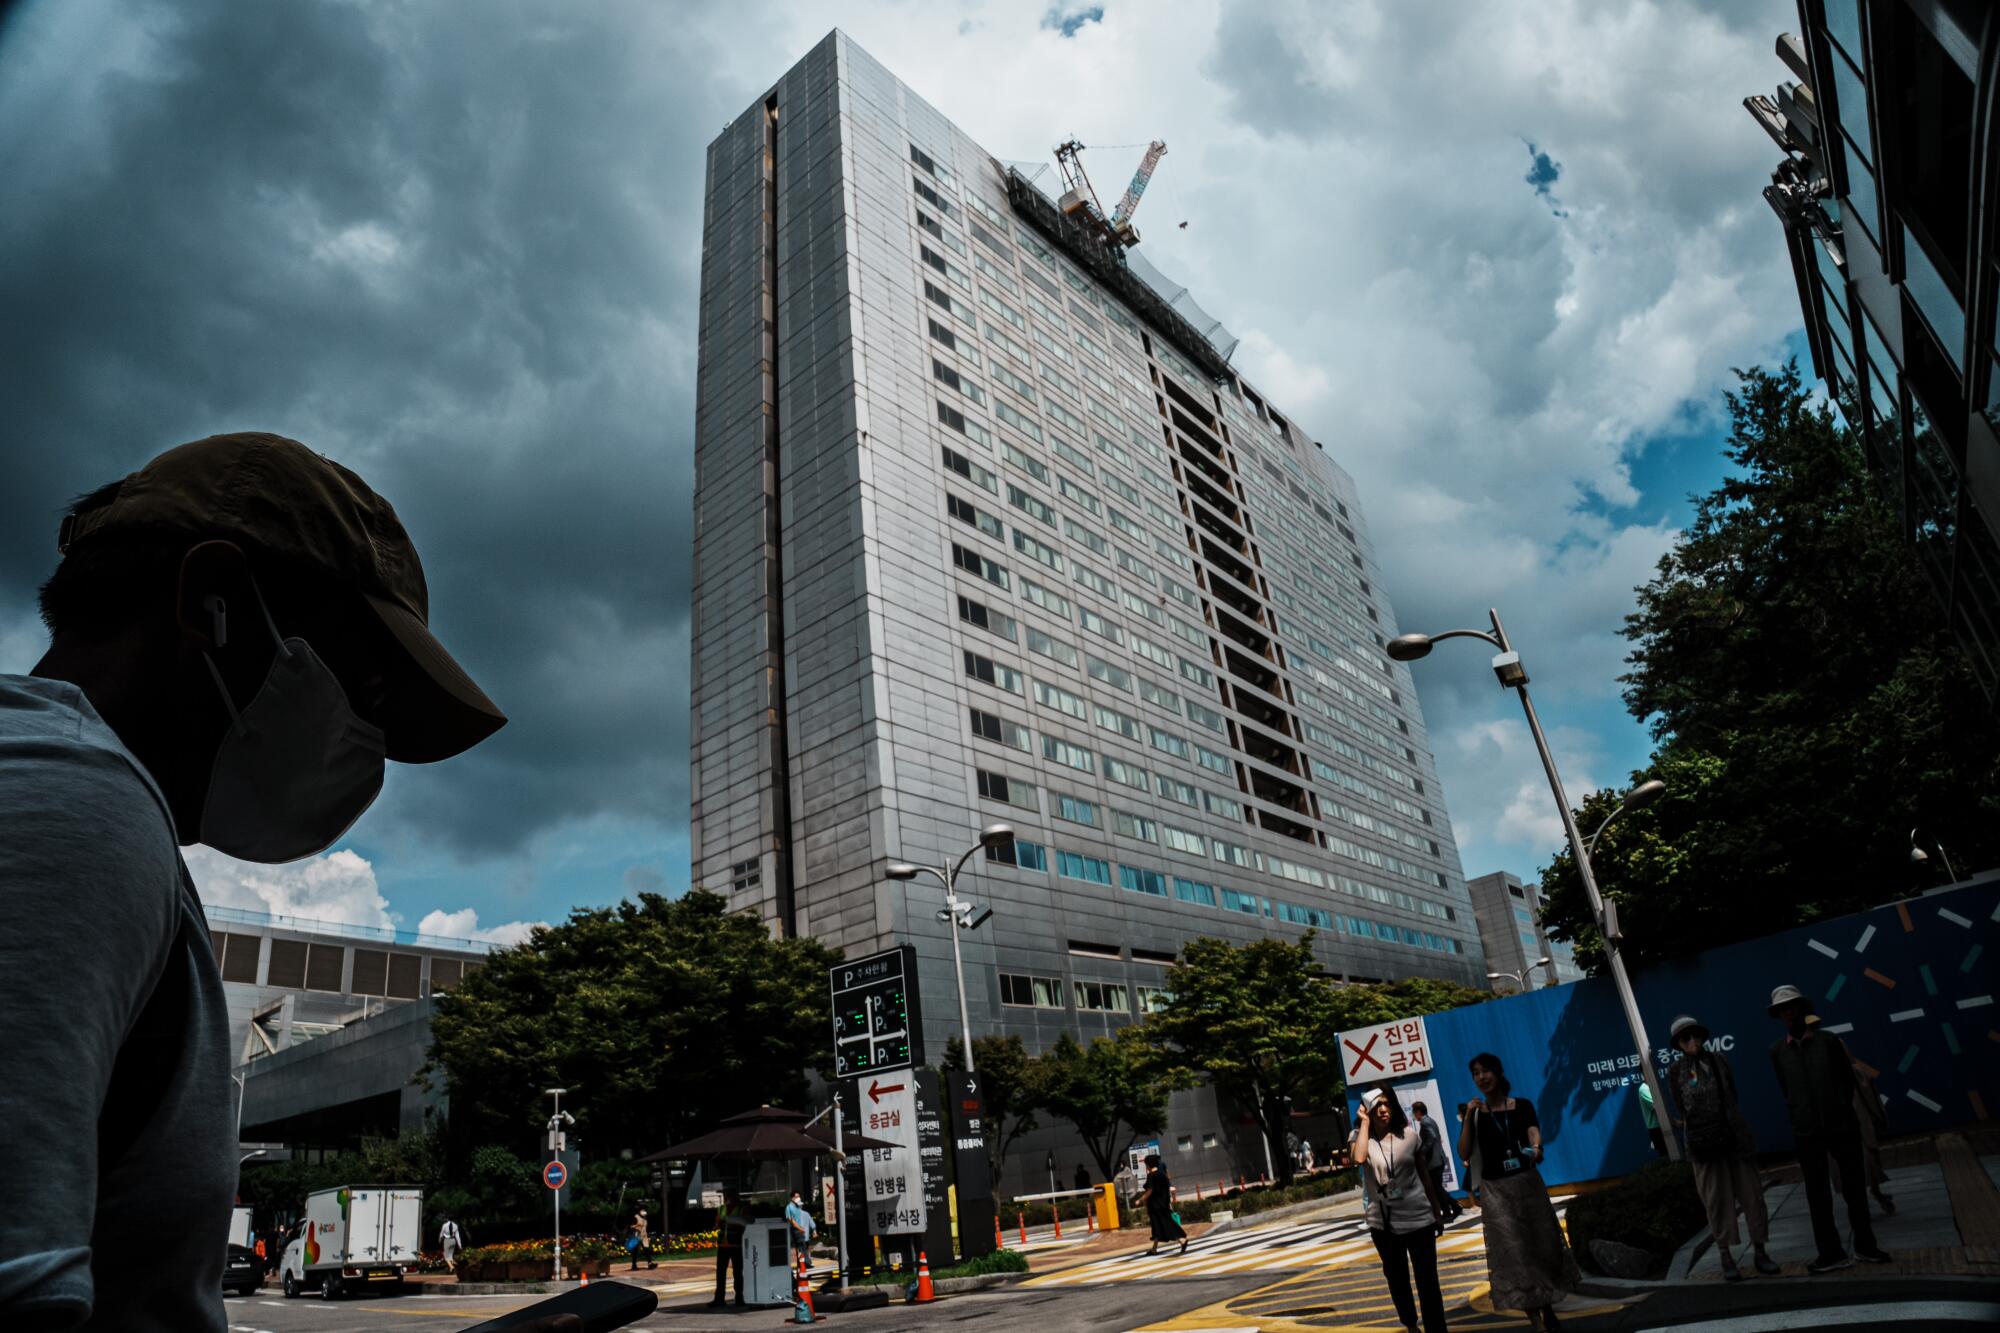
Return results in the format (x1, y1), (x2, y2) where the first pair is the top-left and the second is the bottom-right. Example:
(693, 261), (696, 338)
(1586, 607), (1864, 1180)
(1457, 1053), (1579, 1332)
(1136, 1153), (1188, 1256)
(1353, 1086), (1451, 1331)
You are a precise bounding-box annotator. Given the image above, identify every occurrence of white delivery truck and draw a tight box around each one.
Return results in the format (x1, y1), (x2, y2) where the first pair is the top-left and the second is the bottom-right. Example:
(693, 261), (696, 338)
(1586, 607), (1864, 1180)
(280, 1185), (424, 1300)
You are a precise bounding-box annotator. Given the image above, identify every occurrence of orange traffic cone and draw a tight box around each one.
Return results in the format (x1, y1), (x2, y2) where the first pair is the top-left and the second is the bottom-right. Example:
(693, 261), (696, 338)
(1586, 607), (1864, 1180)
(793, 1252), (820, 1323)
(1017, 1210), (1027, 1247)
(578, 1269), (589, 1287)
(1052, 1203), (1062, 1241)
(912, 1250), (936, 1304)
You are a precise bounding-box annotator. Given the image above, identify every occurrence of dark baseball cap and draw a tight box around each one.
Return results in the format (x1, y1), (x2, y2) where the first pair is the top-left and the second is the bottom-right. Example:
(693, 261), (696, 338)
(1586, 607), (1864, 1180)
(57, 431), (506, 762)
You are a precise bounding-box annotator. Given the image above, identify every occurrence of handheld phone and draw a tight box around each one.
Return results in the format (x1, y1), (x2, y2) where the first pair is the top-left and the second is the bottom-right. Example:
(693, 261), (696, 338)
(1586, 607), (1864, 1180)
(457, 1279), (658, 1332)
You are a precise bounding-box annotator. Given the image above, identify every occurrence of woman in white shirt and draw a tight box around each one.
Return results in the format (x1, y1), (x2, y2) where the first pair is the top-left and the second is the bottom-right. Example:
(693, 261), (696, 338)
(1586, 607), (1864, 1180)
(1353, 1086), (1451, 1332)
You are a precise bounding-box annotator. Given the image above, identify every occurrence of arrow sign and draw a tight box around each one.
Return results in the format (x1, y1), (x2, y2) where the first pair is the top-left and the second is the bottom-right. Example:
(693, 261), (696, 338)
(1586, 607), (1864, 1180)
(542, 1160), (568, 1190)
(867, 1079), (906, 1105)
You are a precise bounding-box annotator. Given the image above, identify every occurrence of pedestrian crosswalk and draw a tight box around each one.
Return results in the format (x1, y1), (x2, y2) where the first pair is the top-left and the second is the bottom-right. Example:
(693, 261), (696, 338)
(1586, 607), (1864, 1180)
(1029, 1204), (1566, 1287)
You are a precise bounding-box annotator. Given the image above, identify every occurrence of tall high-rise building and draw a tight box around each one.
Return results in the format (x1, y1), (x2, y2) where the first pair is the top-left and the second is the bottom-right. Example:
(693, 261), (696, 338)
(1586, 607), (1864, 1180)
(1464, 871), (1584, 994)
(1749, 1), (2000, 700)
(691, 31), (1482, 1180)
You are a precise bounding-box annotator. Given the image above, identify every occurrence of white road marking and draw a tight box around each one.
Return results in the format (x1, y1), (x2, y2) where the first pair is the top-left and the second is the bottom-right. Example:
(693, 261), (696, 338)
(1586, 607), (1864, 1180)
(1956, 995), (1992, 1009)
(1889, 1008), (1926, 1021)
(1938, 908), (1973, 928)
(1855, 923), (1876, 952)
(1808, 939), (1838, 958)
(1908, 1089), (1943, 1112)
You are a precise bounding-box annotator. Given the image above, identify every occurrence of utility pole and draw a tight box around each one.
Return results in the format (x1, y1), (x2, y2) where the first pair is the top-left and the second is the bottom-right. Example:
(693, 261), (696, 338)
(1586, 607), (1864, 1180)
(546, 1088), (573, 1280)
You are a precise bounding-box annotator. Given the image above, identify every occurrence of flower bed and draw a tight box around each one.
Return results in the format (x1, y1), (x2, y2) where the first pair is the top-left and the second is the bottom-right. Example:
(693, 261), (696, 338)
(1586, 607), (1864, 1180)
(454, 1235), (625, 1282)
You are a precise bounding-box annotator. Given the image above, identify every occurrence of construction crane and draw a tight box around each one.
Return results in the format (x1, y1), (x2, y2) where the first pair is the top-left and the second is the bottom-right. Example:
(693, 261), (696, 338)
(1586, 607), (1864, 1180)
(1053, 138), (1166, 254)
(1108, 139), (1167, 244)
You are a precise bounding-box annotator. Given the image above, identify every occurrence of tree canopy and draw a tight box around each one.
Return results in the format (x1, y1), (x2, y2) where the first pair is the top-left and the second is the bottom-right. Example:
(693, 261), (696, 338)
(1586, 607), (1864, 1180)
(424, 889), (841, 1156)
(1034, 1027), (1171, 1182)
(1540, 364), (2000, 969)
(943, 1034), (1040, 1174)
(1147, 936), (1323, 1184)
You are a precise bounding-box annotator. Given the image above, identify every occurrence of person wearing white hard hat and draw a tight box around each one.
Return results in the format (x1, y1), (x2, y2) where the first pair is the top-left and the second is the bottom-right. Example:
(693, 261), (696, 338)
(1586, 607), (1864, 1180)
(1665, 1016), (1775, 1281)
(1767, 985), (1890, 1272)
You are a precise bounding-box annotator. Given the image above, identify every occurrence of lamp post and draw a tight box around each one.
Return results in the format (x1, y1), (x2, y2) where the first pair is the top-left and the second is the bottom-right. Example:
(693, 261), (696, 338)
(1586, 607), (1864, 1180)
(1487, 957), (1554, 993)
(1388, 608), (1680, 1160)
(887, 823), (1012, 1074)
(1909, 828), (1961, 883)
(1586, 780), (1667, 859)
(545, 1088), (573, 1280)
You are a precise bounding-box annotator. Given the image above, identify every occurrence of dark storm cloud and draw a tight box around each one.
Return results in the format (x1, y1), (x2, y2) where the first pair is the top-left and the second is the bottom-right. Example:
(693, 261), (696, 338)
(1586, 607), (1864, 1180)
(0, 0), (740, 858)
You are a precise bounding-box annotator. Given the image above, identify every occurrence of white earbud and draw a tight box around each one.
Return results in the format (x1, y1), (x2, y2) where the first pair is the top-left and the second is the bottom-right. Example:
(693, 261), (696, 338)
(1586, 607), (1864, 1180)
(202, 594), (228, 648)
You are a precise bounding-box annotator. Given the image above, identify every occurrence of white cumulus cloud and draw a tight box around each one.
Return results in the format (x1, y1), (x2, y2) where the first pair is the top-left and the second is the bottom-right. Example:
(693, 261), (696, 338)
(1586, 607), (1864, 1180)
(416, 907), (546, 948)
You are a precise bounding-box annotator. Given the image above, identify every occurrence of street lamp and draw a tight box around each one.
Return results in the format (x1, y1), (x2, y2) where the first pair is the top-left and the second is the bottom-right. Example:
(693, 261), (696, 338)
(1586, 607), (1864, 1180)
(887, 822), (1013, 1074)
(1487, 957), (1555, 993)
(1909, 829), (1961, 882)
(240, 1148), (268, 1167)
(1585, 780), (1667, 859)
(1388, 609), (1680, 1160)
(545, 1088), (573, 1280)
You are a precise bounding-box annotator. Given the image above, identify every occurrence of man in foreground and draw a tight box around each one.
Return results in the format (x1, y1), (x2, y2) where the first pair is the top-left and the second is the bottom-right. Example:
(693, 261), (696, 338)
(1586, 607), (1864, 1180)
(0, 434), (519, 1331)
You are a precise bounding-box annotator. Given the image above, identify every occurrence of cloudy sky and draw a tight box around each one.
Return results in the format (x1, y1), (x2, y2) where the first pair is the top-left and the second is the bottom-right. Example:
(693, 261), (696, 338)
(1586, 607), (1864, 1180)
(0, 0), (1805, 944)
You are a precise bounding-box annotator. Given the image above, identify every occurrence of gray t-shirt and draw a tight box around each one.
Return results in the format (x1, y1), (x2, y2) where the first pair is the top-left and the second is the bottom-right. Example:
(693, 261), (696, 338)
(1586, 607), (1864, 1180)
(0, 674), (231, 1331)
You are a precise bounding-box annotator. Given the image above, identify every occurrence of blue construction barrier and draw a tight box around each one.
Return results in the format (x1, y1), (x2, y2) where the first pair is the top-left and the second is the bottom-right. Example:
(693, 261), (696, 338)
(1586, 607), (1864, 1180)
(1346, 879), (1998, 1188)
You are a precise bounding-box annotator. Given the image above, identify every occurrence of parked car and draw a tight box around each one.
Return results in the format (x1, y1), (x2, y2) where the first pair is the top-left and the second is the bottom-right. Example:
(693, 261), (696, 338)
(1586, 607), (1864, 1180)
(223, 1244), (263, 1297)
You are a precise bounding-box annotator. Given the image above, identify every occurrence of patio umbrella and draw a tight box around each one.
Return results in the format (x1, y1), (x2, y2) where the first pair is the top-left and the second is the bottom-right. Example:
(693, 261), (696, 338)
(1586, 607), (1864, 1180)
(641, 1104), (897, 1162)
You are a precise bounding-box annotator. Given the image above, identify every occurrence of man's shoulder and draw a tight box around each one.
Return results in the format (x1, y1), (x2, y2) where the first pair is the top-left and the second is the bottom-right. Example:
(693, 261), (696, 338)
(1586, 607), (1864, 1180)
(0, 675), (183, 929)
(0, 675), (176, 832)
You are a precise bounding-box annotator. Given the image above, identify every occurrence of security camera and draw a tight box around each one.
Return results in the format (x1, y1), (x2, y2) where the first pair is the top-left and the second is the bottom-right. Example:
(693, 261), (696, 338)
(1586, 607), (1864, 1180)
(963, 907), (994, 931)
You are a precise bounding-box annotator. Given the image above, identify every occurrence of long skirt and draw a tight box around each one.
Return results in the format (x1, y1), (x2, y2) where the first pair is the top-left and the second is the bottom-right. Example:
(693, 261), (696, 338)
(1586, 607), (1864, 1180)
(1478, 1167), (1580, 1312)
(1148, 1204), (1186, 1243)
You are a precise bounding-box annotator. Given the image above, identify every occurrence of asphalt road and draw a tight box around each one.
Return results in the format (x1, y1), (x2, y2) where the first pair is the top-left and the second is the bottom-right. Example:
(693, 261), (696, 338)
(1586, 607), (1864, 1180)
(219, 1275), (1270, 1332)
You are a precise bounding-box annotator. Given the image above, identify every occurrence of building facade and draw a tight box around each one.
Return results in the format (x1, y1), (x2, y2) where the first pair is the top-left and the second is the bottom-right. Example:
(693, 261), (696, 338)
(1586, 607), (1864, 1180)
(1464, 871), (1584, 993)
(690, 32), (1483, 1187)
(1751, 0), (2000, 700)
(211, 906), (491, 1149)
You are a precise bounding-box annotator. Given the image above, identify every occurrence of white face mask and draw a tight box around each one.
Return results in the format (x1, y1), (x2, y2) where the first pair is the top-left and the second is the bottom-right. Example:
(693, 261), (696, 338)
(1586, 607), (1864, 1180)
(199, 580), (386, 863)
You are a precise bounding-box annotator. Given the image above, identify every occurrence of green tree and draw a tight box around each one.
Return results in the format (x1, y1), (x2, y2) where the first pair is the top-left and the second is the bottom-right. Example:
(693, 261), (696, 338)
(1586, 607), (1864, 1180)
(1144, 935), (1343, 1185)
(1540, 364), (2000, 968)
(1034, 1028), (1171, 1182)
(943, 1034), (1041, 1174)
(424, 890), (842, 1156)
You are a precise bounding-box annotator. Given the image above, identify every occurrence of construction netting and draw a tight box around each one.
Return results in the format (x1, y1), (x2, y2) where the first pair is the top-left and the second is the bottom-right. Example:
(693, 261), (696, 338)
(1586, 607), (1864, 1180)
(999, 158), (1239, 367)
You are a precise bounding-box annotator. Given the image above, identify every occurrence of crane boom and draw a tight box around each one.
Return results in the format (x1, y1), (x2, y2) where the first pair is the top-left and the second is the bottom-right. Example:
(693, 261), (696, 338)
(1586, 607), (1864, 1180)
(1110, 140), (1168, 227)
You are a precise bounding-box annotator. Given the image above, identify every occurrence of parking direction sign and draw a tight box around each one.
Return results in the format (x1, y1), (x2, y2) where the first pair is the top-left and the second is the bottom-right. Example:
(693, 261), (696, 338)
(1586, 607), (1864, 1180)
(857, 1078), (924, 1235)
(830, 946), (924, 1080)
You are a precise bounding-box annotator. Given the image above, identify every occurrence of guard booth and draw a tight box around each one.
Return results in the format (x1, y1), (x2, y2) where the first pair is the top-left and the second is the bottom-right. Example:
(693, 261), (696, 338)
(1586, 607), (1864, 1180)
(741, 1219), (796, 1306)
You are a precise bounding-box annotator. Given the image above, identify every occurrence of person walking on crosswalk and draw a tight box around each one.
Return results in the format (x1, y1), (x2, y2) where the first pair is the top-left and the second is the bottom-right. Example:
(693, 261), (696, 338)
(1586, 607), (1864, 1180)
(1136, 1154), (1188, 1256)
(1354, 1087), (1451, 1332)
(1458, 1053), (1579, 1332)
